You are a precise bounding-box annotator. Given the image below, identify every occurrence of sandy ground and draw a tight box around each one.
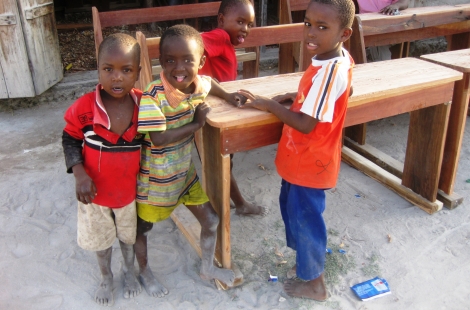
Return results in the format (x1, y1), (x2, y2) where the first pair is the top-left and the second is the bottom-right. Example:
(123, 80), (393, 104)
(1, 68), (470, 310)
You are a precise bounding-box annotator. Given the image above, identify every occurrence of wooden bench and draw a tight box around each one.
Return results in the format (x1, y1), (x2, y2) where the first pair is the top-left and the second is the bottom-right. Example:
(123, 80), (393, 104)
(136, 23), (306, 90)
(92, 1), (222, 60)
(189, 57), (462, 289)
(278, 0), (310, 74)
(344, 4), (470, 208)
(420, 49), (470, 209)
(93, 1), (264, 84)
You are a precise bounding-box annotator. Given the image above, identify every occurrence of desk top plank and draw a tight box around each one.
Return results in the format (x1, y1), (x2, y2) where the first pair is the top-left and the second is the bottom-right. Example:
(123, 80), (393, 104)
(420, 49), (470, 73)
(206, 58), (462, 128)
(358, 4), (470, 36)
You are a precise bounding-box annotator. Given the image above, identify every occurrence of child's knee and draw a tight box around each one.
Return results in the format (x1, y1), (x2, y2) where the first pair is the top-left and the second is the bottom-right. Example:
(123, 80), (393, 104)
(136, 217), (153, 235)
(205, 210), (219, 232)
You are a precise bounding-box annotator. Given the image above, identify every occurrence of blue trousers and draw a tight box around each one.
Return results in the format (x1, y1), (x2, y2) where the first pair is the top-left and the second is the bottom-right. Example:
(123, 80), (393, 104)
(279, 179), (326, 281)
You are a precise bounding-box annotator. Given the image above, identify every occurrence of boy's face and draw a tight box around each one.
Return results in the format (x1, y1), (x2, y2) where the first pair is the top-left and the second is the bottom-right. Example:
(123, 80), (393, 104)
(218, 3), (255, 46)
(303, 2), (352, 60)
(98, 46), (141, 100)
(160, 36), (205, 94)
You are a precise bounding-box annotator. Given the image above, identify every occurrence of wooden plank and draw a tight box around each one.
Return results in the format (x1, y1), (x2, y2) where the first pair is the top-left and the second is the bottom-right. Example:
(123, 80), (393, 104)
(135, 31), (152, 91)
(343, 137), (404, 178)
(0, 61), (7, 98)
(348, 16), (367, 64)
(24, 3), (54, 20)
(342, 146), (443, 214)
(358, 5), (470, 36)
(171, 206), (203, 260)
(344, 137), (465, 209)
(221, 120), (284, 155)
(0, 13), (16, 25)
(402, 103), (451, 202)
(421, 50), (470, 195)
(344, 82), (455, 127)
(363, 21), (470, 47)
(447, 32), (470, 50)
(0, 0), (35, 98)
(201, 124), (232, 270)
(437, 190), (464, 210)
(421, 49), (470, 73)
(278, 0), (295, 74)
(205, 58), (462, 129)
(98, 2), (221, 28)
(92, 7), (102, 61)
(16, 0), (63, 96)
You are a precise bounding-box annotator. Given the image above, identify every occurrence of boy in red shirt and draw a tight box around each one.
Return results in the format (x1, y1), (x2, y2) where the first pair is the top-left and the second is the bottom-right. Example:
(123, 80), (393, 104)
(62, 33), (142, 306)
(199, 0), (266, 215)
(239, 0), (355, 301)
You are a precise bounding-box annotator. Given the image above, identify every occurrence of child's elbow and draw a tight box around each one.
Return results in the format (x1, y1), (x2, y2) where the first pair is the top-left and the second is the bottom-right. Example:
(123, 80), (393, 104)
(149, 132), (168, 146)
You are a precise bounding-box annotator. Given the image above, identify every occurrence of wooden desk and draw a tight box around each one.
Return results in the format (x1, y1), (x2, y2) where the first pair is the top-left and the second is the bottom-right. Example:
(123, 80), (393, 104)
(345, 4), (470, 147)
(420, 49), (470, 208)
(172, 58), (462, 289)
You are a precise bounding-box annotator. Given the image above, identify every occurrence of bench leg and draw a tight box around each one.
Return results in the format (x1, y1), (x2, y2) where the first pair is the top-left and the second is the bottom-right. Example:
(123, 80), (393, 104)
(402, 103), (450, 202)
(201, 124), (244, 288)
(439, 74), (470, 194)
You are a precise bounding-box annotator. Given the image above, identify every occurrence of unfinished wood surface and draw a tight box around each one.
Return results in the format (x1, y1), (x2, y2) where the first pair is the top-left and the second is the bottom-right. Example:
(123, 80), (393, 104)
(278, 0), (310, 74)
(0, 0), (35, 98)
(421, 49), (470, 195)
(201, 124), (232, 271)
(92, 2), (221, 60)
(344, 136), (463, 209)
(171, 206), (203, 261)
(402, 103), (451, 202)
(16, 0), (63, 96)
(98, 2), (220, 28)
(359, 5), (470, 37)
(135, 31), (152, 90)
(342, 147), (443, 214)
(205, 58), (462, 128)
(0, 64), (7, 99)
(421, 49), (470, 74)
(220, 120), (285, 155)
(343, 137), (404, 178)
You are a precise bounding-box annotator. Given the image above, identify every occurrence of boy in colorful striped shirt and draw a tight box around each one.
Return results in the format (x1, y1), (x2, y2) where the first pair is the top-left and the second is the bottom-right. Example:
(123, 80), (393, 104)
(135, 24), (245, 297)
(238, 0), (355, 301)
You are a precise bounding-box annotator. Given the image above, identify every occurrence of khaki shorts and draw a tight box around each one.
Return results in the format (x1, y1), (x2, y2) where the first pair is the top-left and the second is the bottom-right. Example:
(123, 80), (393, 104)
(137, 181), (209, 223)
(77, 200), (137, 251)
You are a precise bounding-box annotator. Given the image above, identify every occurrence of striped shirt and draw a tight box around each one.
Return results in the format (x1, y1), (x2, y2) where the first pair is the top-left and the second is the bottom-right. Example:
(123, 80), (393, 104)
(137, 75), (212, 207)
(275, 48), (354, 188)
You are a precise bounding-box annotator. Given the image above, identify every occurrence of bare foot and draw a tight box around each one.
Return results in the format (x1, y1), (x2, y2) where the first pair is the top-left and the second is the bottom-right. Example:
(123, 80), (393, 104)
(95, 276), (114, 306)
(123, 270), (142, 299)
(139, 268), (169, 298)
(234, 201), (268, 216)
(284, 274), (328, 301)
(286, 264), (297, 279)
(200, 266), (235, 286)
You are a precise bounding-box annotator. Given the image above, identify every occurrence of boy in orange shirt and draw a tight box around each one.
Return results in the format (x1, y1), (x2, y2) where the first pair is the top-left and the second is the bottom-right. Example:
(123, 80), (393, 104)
(239, 0), (355, 300)
(199, 0), (266, 216)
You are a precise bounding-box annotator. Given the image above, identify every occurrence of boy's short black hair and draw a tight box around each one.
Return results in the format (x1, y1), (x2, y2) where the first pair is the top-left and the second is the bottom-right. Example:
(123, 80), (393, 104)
(218, 0), (253, 15)
(159, 24), (204, 57)
(98, 33), (141, 64)
(309, 0), (355, 28)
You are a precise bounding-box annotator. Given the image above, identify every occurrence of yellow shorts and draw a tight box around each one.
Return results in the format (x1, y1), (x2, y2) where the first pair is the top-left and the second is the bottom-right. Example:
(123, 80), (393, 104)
(137, 181), (209, 223)
(77, 200), (137, 251)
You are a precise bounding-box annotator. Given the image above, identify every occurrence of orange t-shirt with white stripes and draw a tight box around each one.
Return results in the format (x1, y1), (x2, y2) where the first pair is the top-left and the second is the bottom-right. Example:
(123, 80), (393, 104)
(275, 49), (354, 189)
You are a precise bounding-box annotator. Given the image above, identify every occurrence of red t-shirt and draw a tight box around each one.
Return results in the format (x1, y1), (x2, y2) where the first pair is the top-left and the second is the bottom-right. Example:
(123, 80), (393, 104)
(275, 50), (354, 189)
(200, 28), (238, 82)
(63, 85), (143, 208)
